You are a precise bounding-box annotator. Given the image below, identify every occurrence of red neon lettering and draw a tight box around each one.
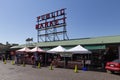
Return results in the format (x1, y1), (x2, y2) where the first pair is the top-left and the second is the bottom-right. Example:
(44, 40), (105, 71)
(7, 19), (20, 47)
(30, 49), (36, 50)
(56, 10), (59, 16)
(62, 17), (66, 24)
(36, 9), (66, 29)
(55, 19), (59, 25)
(41, 15), (45, 20)
(51, 12), (55, 18)
(45, 22), (49, 27)
(37, 16), (40, 21)
(46, 13), (50, 19)
(36, 24), (39, 29)
(40, 23), (43, 28)
(60, 9), (65, 15)
(50, 21), (53, 26)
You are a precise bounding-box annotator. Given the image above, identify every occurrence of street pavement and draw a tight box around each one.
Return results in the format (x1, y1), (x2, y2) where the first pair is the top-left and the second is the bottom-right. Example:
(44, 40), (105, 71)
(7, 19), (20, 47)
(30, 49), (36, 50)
(0, 60), (119, 80)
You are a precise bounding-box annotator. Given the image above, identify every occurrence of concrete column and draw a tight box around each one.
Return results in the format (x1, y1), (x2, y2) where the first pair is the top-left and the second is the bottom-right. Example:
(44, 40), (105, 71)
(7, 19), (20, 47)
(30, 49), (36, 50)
(118, 46), (120, 60)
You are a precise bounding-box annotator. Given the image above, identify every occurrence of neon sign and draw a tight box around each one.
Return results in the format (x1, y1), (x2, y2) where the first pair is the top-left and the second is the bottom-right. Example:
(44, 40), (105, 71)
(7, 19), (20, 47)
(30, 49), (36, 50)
(35, 8), (66, 29)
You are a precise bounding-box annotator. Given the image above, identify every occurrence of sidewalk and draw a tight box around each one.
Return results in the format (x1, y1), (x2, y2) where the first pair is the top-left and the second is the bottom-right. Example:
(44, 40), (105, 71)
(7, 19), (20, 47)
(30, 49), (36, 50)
(0, 60), (119, 80)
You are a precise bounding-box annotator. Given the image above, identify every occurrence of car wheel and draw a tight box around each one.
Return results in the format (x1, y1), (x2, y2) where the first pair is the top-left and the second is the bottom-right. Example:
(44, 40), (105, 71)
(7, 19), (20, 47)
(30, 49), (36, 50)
(106, 70), (114, 74)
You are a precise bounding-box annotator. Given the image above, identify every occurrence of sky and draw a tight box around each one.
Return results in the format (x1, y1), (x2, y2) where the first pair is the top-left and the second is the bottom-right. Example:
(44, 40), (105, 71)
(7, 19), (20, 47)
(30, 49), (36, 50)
(0, 0), (120, 44)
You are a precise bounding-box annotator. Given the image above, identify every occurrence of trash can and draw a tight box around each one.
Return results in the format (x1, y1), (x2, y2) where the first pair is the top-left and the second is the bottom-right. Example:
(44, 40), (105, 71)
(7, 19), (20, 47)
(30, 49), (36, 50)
(82, 67), (87, 71)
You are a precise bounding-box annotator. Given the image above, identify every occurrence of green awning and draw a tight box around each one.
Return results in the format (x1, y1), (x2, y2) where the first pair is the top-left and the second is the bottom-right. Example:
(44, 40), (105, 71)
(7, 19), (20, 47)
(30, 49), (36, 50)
(84, 45), (106, 50)
(42, 47), (51, 51)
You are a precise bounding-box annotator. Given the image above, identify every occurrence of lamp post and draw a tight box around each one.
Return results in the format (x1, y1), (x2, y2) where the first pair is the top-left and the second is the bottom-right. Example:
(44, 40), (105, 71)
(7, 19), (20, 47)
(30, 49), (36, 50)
(26, 38), (33, 47)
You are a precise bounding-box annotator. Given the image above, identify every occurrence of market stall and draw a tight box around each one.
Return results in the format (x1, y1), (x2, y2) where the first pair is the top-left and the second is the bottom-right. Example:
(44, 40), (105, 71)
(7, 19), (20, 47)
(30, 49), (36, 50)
(30, 46), (45, 65)
(16, 47), (31, 64)
(47, 45), (69, 67)
(66, 45), (92, 69)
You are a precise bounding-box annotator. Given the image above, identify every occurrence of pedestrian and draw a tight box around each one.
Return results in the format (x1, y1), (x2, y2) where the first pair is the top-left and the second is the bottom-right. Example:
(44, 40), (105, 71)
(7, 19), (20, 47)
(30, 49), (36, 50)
(31, 55), (34, 65)
(2, 55), (5, 62)
(39, 55), (43, 65)
(48, 57), (52, 65)
(34, 52), (38, 66)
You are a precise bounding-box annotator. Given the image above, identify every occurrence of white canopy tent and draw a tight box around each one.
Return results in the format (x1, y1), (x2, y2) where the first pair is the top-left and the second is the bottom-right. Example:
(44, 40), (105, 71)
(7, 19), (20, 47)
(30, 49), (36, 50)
(66, 45), (91, 54)
(16, 47), (31, 53)
(67, 45), (92, 69)
(30, 46), (45, 53)
(47, 45), (72, 57)
(47, 45), (67, 53)
(30, 46), (46, 65)
(47, 45), (72, 68)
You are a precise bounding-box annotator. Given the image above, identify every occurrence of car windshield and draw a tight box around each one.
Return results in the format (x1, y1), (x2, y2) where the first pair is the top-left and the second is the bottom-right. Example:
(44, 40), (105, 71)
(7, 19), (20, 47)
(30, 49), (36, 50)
(113, 59), (120, 63)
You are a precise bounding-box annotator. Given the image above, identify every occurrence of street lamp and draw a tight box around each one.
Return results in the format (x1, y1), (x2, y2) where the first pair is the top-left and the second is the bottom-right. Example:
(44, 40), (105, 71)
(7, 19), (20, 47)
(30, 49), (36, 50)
(25, 38), (33, 47)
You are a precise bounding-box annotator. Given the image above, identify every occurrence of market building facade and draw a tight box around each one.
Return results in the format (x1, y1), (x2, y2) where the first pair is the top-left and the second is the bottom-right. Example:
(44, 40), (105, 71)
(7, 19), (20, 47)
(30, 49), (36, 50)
(11, 35), (120, 69)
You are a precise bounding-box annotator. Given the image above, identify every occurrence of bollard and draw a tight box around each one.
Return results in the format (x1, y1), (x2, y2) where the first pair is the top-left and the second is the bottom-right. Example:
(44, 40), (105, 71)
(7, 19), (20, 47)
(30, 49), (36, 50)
(38, 62), (41, 69)
(74, 65), (78, 73)
(82, 67), (87, 71)
(49, 64), (53, 70)
(11, 60), (15, 65)
(23, 62), (26, 67)
(4, 60), (6, 64)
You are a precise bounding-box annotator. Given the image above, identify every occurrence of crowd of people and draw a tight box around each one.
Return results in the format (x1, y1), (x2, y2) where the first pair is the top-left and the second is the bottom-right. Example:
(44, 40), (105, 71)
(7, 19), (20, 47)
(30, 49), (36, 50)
(10, 52), (62, 67)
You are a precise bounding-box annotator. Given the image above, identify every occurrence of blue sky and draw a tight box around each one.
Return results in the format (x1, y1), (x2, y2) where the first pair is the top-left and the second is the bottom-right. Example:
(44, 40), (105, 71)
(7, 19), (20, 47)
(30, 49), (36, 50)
(0, 0), (120, 44)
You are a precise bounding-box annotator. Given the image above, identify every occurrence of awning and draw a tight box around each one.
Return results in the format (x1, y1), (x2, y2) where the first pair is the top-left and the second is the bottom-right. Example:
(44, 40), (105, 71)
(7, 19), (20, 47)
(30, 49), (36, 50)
(41, 47), (51, 51)
(84, 45), (106, 50)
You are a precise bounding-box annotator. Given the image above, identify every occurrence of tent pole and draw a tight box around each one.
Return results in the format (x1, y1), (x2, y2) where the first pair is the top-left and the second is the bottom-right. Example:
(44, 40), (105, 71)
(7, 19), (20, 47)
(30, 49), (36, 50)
(45, 53), (47, 66)
(63, 53), (66, 68)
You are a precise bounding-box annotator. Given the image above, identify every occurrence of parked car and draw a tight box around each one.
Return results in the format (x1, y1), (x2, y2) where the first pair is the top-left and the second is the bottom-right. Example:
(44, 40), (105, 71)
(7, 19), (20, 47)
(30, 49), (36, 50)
(105, 59), (120, 74)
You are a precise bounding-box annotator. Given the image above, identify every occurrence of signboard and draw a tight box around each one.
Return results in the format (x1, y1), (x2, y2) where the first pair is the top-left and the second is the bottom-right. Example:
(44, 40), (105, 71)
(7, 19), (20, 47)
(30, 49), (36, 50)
(35, 8), (69, 42)
(36, 8), (66, 30)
